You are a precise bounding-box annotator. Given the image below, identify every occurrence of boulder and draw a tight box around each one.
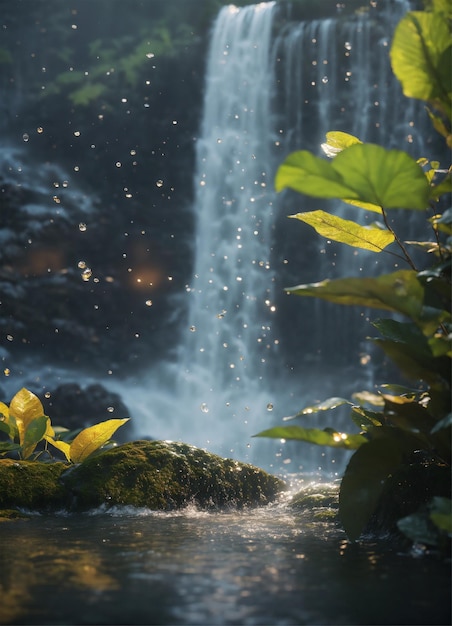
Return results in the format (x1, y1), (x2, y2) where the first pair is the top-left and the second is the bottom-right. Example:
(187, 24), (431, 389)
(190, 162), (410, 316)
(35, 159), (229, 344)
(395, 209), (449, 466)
(0, 441), (286, 514)
(62, 440), (286, 511)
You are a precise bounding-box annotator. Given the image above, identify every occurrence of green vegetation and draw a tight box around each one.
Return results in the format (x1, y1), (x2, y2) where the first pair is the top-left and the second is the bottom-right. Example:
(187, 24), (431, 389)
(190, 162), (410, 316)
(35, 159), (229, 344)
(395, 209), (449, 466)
(0, 387), (129, 463)
(256, 1), (451, 544)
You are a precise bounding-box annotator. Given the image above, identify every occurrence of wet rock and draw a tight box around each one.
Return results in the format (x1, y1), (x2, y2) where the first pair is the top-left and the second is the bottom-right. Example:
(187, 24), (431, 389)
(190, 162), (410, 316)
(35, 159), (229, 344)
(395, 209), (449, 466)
(43, 382), (133, 442)
(0, 459), (68, 511)
(62, 440), (286, 511)
(0, 441), (286, 514)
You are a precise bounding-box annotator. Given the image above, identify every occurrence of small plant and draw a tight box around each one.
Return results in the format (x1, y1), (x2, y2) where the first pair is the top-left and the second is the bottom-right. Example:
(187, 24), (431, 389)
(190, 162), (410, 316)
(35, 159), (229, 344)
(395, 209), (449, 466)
(256, 1), (451, 542)
(0, 387), (129, 463)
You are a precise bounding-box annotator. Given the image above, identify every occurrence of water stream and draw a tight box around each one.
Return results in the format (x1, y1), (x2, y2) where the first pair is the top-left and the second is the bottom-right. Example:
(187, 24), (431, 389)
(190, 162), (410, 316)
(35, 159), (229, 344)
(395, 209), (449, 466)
(1, 498), (450, 625)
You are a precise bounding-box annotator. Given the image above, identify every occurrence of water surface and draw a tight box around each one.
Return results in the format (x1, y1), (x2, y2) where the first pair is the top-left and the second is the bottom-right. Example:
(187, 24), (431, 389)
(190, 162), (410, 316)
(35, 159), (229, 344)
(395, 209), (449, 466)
(0, 500), (450, 625)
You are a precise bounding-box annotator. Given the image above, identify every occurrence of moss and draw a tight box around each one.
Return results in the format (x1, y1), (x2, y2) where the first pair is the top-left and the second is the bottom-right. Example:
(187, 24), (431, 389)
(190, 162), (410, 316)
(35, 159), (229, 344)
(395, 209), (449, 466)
(62, 440), (286, 511)
(0, 509), (32, 521)
(290, 482), (339, 510)
(0, 459), (68, 511)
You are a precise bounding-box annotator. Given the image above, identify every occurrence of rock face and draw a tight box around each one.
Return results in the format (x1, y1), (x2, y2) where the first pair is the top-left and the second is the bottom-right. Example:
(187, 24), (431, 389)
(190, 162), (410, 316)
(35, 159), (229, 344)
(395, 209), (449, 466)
(0, 441), (286, 513)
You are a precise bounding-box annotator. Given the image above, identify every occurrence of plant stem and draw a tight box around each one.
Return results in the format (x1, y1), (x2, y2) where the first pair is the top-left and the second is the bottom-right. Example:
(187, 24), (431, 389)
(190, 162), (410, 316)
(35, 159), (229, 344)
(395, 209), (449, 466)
(381, 206), (418, 270)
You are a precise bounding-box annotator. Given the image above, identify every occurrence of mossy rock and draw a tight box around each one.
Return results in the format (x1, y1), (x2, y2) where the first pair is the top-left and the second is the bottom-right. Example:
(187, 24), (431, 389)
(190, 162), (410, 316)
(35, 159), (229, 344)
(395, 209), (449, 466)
(289, 482), (339, 511)
(0, 459), (68, 510)
(62, 440), (286, 511)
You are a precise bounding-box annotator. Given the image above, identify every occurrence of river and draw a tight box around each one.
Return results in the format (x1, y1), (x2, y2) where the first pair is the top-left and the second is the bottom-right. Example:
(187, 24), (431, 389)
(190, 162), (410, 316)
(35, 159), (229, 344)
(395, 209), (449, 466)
(1, 488), (450, 625)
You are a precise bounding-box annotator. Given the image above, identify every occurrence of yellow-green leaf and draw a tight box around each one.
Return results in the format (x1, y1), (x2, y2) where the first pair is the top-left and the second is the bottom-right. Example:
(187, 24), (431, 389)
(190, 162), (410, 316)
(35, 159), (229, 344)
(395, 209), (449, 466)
(289, 210), (394, 252)
(45, 437), (71, 463)
(276, 144), (431, 210)
(390, 12), (451, 113)
(9, 388), (45, 445)
(321, 131), (362, 157)
(69, 418), (130, 463)
(254, 425), (367, 449)
(286, 269), (424, 321)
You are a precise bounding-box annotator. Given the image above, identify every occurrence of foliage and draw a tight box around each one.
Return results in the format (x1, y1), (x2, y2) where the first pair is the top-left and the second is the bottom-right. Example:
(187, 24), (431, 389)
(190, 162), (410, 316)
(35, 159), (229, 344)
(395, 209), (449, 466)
(0, 388), (129, 463)
(255, 3), (451, 543)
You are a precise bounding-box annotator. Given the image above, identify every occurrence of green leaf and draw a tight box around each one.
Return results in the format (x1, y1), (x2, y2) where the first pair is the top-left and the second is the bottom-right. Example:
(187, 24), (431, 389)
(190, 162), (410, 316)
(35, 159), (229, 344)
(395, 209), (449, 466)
(286, 396), (352, 420)
(276, 144), (431, 210)
(276, 150), (355, 199)
(286, 269), (424, 321)
(339, 437), (403, 540)
(9, 388), (45, 446)
(351, 406), (385, 430)
(352, 390), (385, 407)
(69, 418), (130, 463)
(253, 425), (367, 449)
(290, 210), (394, 252)
(321, 131), (362, 157)
(22, 415), (50, 460)
(430, 171), (452, 201)
(390, 12), (452, 114)
(372, 330), (449, 385)
(0, 442), (21, 455)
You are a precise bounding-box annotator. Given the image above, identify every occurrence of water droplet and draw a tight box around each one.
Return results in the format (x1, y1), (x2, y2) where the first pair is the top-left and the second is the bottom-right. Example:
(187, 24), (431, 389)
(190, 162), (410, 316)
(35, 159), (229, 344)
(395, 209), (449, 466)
(146, 52), (155, 59)
(322, 76), (329, 84)
(73, 130), (81, 137)
(22, 133), (29, 142)
(3, 368), (10, 376)
(37, 127), (43, 134)
(344, 41), (352, 50)
(44, 391), (51, 398)
(216, 309), (227, 319)
(156, 179), (164, 188)
(189, 325), (196, 332)
(145, 300), (153, 307)
(266, 403), (274, 411)
(107, 406), (114, 413)
(81, 268), (92, 281)
(78, 260), (86, 269)
(79, 222), (87, 232)
(200, 403), (209, 413)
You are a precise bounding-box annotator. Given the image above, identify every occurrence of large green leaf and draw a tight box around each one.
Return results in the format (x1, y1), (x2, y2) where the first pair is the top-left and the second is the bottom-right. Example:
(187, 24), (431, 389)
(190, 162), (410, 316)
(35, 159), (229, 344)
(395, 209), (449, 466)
(390, 11), (452, 113)
(253, 425), (366, 449)
(276, 150), (355, 199)
(276, 144), (431, 210)
(286, 269), (424, 320)
(339, 437), (403, 540)
(290, 210), (394, 252)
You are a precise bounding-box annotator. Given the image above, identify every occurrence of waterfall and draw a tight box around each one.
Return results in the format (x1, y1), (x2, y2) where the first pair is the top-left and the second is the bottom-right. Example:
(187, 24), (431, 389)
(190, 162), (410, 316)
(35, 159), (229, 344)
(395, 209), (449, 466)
(119, 2), (281, 464)
(179, 3), (279, 421)
(121, 0), (429, 472)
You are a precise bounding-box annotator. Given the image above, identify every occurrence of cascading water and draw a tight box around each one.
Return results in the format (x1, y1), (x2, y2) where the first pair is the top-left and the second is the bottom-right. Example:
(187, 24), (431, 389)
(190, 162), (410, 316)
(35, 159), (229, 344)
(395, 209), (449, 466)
(113, 0), (428, 472)
(117, 2), (282, 464)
